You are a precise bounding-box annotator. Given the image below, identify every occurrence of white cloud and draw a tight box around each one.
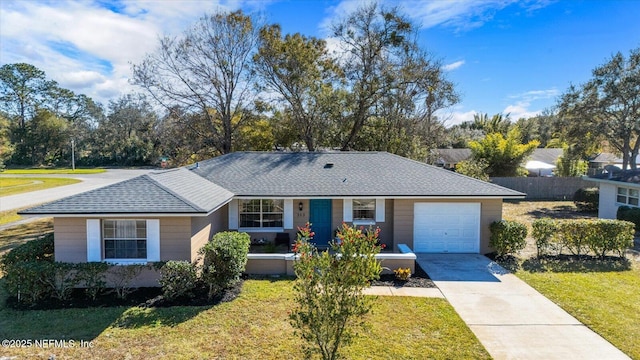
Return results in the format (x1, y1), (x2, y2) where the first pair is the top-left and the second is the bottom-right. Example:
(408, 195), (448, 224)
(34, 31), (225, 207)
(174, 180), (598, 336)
(443, 60), (465, 71)
(0, 0), (264, 106)
(503, 103), (541, 120)
(503, 87), (559, 120)
(440, 109), (477, 127)
(319, 0), (553, 33)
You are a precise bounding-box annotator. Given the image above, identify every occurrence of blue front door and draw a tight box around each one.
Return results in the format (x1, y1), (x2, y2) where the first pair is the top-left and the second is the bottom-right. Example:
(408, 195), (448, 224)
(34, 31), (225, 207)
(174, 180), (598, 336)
(309, 199), (332, 248)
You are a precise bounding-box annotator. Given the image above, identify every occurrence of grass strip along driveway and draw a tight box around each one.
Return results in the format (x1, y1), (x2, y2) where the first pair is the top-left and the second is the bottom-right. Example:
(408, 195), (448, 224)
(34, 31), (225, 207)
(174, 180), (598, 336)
(0, 280), (490, 359)
(514, 259), (640, 360)
(0, 177), (81, 197)
(502, 200), (640, 359)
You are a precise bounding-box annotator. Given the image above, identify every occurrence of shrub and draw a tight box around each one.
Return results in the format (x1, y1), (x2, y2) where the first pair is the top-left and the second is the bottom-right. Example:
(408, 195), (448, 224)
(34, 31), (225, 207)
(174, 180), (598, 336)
(199, 231), (250, 299)
(574, 187), (599, 212)
(41, 262), (81, 301)
(2, 261), (51, 304)
(108, 265), (146, 299)
(489, 220), (527, 257)
(0, 235), (54, 273)
(1, 236), (55, 304)
(159, 261), (198, 300)
(532, 218), (634, 258)
(531, 218), (558, 256)
(617, 206), (640, 231)
(290, 223), (383, 360)
(394, 267), (411, 281)
(76, 262), (109, 300)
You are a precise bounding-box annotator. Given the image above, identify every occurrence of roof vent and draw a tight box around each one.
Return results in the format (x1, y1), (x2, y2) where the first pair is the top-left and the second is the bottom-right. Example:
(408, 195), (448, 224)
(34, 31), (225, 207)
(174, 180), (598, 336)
(324, 163), (334, 169)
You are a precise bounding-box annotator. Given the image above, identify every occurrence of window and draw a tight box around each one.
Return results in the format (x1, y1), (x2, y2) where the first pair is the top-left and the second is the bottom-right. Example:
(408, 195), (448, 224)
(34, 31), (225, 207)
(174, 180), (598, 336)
(617, 187), (639, 207)
(103, 220), (147, 259)
(353, 199), (376, 222)
(239, 199), (284, 228)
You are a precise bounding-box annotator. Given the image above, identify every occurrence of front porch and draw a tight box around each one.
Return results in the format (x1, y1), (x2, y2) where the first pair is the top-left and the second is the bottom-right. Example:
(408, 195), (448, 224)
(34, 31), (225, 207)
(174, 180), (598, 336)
(245, 244), (417, 276)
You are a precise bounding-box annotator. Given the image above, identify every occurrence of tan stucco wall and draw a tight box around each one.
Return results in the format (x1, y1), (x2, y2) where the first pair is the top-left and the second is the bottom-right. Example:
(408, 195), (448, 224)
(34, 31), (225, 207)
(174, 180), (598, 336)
(191, 208), (228, 262)
(331, 199), (394, 249)
(54, 218), (87, 263)
(159, 217), (191, 261)
(392, 198), (503, 254)
(53, 217), (192, 263)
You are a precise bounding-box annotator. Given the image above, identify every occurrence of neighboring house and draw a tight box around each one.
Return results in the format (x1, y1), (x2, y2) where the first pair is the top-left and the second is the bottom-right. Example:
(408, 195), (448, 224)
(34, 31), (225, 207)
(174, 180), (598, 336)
(586, 170), (640, 219)
(21, 152), (523, 279)
(589, 152), (640, 172)
(431, 148), (563, 176)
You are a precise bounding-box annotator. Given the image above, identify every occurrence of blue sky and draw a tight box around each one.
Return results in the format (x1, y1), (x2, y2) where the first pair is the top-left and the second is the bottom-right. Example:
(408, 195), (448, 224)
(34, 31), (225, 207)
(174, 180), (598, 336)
(1, 0), (638, 125)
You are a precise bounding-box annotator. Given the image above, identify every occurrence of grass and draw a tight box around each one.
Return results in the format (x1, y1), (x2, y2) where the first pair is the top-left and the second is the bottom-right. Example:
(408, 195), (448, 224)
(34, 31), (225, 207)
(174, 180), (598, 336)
(0, 218), (52, 257)
(500, 200), (640, 359)
(0, 177), (81, 196)
(0, 208), (22, 226)
(514, 260), (640, 360)
(0, 279), (490, 359)
(3, 168), (105, 174)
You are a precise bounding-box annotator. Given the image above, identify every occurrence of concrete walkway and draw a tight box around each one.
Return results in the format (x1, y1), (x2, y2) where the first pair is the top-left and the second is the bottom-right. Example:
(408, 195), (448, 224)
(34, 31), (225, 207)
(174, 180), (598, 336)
(363, 286), (444, 297)
(416, 254), (630, 360)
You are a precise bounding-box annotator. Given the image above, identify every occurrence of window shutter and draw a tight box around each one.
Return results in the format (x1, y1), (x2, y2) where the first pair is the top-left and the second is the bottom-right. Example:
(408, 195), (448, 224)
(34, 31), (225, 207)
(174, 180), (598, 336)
(375, 198), (385, 222)
(86, 219), (101, 262)
(284, 199), (293, 229)
(146, 219), (160, 262)
(343, 198), (353, 222)
(229, 199), (238, 229)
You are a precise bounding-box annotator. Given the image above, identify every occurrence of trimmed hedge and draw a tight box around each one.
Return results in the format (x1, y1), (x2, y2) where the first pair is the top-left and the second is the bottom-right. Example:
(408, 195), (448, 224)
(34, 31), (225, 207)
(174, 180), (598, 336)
(532, 218), (634, 258)
(159, 260), (198, 300)
(199, 231), (250, 299)
(2, 236), (113, 304)
(489, 220), (528, 257)
(617, 206), (640, 231)
(0, 234), (54, 273)
(573, 187), (599, 212)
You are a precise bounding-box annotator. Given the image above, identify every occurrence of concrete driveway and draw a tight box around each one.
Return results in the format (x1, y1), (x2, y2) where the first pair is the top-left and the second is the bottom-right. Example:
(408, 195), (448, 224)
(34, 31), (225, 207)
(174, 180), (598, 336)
(416, 254), (630, 360)
(0, 169), (151, 212)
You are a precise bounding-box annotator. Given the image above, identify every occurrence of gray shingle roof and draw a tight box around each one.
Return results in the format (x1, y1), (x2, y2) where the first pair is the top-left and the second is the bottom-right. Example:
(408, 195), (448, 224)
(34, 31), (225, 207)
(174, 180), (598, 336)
(192, 151), (523, 197)
(20, 168), (233, 215)
(21, 151), (523, 215)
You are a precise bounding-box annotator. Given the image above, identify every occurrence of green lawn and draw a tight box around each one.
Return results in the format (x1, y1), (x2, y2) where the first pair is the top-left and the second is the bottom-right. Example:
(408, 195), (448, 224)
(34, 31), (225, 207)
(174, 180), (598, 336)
(513, 258), (640, 360)
(0, 177), (81, 196)
(0, 279), (490, 359)
(3, 168), (105, 174)
(0, 218), (52, 256)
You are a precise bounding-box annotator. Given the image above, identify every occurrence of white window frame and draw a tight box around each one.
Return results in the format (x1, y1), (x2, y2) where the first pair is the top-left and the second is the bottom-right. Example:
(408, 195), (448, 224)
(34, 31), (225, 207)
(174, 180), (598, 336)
(352, 198), (376, 225)
(616, 186), (640, 207)
(101, 219), (149, 264)
(343, 198), (385, 225)
(238, 199), (286, 232)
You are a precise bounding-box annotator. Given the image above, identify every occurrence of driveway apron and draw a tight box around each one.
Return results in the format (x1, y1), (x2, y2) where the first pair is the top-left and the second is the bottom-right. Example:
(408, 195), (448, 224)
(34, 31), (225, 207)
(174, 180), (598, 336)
(416, 254), (630, 360)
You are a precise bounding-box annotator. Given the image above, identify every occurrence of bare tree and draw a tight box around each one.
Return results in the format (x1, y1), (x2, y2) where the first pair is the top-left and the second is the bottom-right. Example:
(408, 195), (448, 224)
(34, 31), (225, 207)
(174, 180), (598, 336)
(559, 47), (640, 170)
(132, 10), (259, 154)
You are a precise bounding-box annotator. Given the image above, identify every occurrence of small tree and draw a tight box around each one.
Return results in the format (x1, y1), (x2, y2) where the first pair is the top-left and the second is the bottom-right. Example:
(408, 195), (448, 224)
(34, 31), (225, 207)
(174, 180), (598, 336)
(468, 127), (539, 177)
(199, 231), (250, 299)
(290, 223), (383, 360)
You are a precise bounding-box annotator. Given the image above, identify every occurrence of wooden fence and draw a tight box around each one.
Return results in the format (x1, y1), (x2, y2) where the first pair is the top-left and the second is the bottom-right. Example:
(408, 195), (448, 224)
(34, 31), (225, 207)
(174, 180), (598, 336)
(490, 177), (597, 200)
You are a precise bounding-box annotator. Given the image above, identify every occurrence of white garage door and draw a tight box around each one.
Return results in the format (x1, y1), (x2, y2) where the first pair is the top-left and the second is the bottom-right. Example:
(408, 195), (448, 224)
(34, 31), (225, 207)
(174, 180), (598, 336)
(414, 203), (480, 253)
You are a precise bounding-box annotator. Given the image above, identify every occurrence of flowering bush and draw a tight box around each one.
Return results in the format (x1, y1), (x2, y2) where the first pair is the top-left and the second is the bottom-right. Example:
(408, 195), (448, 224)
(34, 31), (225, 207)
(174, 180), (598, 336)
(290, 222), (383, 360)
(394, 267), (411, 281)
